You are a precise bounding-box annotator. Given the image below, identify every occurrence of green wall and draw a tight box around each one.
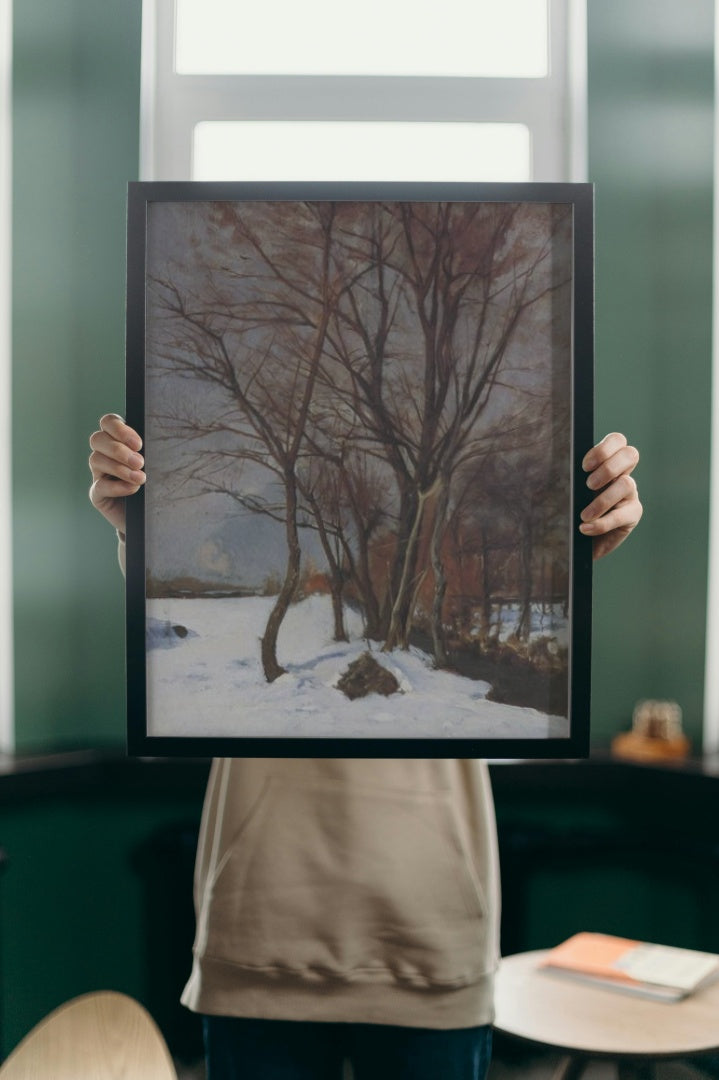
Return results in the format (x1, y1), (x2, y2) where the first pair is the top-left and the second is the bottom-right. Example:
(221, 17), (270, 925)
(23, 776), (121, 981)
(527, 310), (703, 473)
(12, 0), (142, 751)
(0, 778), (206, 1058)
(11, 1), (716, 751)
(0, 761), (714, 1060)
(587, 0), (714, 748)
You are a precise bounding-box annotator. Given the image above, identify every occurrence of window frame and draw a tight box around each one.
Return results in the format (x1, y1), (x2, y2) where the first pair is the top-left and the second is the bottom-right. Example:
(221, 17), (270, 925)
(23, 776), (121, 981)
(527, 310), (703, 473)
(140, 0), (587, 183)
(703, 3), (719, 754)
(0, 0), (13, 752)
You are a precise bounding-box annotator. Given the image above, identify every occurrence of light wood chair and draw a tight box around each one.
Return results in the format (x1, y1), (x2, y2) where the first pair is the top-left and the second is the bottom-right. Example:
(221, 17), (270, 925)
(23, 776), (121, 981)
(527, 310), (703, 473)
(0, 990), (178, 1079)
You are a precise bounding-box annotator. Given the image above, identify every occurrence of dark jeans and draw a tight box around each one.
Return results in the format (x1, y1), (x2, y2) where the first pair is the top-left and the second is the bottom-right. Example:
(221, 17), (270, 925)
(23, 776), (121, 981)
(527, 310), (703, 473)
(203, 1015), (493, 1080)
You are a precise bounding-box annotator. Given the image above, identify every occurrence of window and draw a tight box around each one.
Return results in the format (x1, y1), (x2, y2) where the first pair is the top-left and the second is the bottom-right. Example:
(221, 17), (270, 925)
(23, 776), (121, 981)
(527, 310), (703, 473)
(192, 121), (532, 182)
(704, 7), (719, 755)
(0, 0), (12, 752)
(141, 0), (587, 183)
(174, 0), (549, 77)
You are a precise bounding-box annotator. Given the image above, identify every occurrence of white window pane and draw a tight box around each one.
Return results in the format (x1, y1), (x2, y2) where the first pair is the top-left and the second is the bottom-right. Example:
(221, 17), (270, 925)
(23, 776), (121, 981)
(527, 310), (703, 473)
(192, 121), (532, 182)
(176, 0), (548, 78)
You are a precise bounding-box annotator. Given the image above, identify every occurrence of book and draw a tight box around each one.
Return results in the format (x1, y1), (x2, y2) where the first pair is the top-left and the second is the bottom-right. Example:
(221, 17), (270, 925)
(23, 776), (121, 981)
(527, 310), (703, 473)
(539, 932), (719, 1002)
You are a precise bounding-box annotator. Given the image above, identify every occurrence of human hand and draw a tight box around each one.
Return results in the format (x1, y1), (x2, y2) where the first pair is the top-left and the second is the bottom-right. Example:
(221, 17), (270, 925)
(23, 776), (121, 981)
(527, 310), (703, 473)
(580, 432), (642, 560)
(88, 414), (145, 537)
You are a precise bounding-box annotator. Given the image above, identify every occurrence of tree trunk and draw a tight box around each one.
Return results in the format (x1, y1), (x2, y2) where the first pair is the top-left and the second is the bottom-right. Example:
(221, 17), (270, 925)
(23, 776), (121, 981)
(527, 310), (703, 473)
(383, 483), (436, 652)
(308, 497), (348, 643)
(351, 522), (382, 640)
(329, 582), (348, 643)
(430, 478), (451, 668)
(515, 518), (533, 642)
(260, 473), (301, 682)
(480, 529), (493, 646)
(380, 484), (418, 638)
(541, 553), (548, 615)
(260, 219), (335, 677)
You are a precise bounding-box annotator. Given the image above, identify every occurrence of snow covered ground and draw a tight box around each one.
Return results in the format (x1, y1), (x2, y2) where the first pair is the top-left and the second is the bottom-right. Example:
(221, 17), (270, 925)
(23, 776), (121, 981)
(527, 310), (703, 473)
(146, 594), (569, 740)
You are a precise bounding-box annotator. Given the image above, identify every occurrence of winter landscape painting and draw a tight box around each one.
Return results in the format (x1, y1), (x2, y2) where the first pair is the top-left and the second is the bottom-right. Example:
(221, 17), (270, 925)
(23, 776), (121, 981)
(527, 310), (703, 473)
(126, 182), (593, 757)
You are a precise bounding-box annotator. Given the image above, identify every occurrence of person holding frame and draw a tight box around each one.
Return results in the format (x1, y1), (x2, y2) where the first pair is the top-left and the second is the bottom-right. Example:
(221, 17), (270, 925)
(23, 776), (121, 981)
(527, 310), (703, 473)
(89, 417), (641, 1080)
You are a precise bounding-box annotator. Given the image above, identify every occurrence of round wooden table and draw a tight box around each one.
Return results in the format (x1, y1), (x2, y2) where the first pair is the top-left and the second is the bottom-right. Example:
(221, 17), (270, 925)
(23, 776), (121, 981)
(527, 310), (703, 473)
(494, 949), (719, 1079)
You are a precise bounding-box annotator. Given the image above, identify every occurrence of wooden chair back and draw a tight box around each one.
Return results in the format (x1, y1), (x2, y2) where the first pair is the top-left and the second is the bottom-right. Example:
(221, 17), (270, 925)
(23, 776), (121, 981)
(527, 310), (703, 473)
(0, 991), (178, 1079)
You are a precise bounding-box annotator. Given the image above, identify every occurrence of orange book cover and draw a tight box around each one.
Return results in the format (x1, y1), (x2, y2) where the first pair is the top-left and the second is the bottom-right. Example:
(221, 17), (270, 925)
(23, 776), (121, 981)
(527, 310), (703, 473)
(541, 932), (641, 985)
(540, 932), (719, 1001)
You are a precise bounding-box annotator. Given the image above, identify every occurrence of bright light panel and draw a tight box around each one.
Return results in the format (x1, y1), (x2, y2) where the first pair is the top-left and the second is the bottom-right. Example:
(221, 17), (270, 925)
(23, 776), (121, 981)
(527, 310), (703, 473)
(176, 0), (548, 78)
(192, 121), (532, 182)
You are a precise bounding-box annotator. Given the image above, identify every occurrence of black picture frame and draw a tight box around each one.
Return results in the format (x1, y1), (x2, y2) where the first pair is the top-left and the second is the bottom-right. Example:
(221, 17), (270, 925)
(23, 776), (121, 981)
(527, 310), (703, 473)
(126, 180), (593, 758)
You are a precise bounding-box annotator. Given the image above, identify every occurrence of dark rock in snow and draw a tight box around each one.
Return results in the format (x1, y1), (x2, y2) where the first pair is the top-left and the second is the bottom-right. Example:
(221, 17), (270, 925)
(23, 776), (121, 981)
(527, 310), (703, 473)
(337, 652), (400, 700)
(146, 618), (196, 651)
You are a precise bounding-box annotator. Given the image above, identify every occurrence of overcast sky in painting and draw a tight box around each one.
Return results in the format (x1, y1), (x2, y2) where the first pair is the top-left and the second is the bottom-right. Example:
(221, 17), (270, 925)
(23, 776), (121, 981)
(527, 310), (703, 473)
(143, 198), (572, 589)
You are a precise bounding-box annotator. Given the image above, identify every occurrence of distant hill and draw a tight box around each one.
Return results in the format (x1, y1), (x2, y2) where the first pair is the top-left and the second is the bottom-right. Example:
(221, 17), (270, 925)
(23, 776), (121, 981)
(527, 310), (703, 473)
(146, 574), (252, 599)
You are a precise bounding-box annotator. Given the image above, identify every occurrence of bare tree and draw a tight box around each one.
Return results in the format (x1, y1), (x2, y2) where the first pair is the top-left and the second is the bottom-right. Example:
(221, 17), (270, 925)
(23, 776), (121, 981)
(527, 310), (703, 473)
(147, 202), (337, 681)
(321, 201), (568, 656)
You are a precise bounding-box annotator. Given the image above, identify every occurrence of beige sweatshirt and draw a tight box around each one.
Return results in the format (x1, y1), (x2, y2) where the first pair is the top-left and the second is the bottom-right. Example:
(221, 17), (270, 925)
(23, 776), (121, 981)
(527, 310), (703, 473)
(180, 756), (501, 1029)
(120, 539), (501, 1030)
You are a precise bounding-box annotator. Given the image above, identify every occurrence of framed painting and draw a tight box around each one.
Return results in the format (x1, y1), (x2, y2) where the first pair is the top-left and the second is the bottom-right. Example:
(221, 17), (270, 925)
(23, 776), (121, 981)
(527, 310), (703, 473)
(126, 181), (593, 758)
